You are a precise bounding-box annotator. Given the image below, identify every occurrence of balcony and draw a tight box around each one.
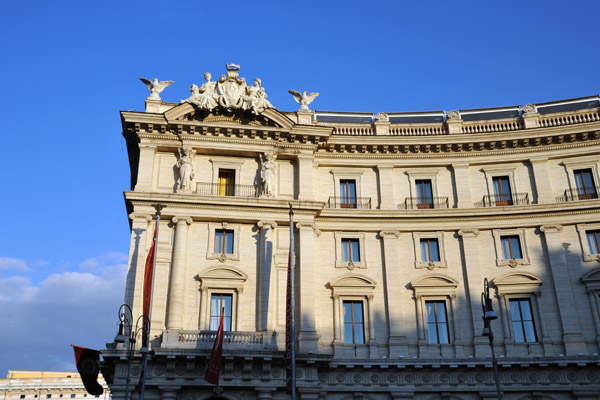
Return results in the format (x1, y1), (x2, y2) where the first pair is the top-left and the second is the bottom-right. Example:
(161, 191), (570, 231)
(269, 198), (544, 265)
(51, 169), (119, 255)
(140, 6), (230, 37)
(560, 187), (599, 202)
(480, 193), (529, 207)
(327, 196), (372, 209)
(163, 330), (277, 350)
(400, 197), (449, 210)
(196, 182), (260, 198)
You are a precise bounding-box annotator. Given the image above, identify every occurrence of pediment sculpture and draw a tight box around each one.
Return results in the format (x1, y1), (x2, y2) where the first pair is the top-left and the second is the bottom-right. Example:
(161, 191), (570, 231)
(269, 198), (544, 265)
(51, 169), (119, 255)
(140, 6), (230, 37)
(183, 64), (274, 115)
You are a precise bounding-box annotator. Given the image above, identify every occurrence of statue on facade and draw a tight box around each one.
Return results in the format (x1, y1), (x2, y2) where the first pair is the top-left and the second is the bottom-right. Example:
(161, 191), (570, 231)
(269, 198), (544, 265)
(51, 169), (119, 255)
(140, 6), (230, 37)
(140, 77), (174, 100)
(375, 112), (389, 122)
(183, 73), (218, 109)
(288, 90), (319, 111)
(246, 79), (274, 115)
(261, 153), (277, 197)
(177, 148), (195, 192)
(523, 104), (537, 114)
(447, 110), (460, 120)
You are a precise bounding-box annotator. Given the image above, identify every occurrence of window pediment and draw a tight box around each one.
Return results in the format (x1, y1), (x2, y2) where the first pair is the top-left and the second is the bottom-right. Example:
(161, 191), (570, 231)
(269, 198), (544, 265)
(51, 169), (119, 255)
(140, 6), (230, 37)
(197, 266), (247, 283)
(329, 274), (376, 289)
(410, 274), (458, 297)
(493, 272), (542, 294)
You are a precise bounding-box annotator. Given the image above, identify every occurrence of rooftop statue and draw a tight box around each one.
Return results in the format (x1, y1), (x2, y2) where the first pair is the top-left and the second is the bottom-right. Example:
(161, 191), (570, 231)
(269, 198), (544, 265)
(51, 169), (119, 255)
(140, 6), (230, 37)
(288, 90), (319, 111)
(183, 64), (275, 115)
(140, 77), (174, 100)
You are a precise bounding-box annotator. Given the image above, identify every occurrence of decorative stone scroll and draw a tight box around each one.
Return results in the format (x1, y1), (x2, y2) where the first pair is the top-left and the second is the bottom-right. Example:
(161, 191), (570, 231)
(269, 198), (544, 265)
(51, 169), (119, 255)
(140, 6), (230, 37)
(447, 110), (460, 120)
(523, 103), (537, 114)
(183, 64), (274, 115)
(375, 112), (389, 122)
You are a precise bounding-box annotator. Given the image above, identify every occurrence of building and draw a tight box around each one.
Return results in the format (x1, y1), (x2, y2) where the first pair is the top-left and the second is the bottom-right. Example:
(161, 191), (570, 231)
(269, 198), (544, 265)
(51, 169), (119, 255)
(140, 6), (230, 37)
(0, 371), (110, 400)
(102, 64), (600, 399)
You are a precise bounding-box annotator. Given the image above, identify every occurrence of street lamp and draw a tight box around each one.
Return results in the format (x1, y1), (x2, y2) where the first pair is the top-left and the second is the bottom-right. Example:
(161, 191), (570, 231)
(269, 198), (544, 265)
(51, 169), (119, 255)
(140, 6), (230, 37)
(481, 278), (502, 400)
(114, 304), (149, 400)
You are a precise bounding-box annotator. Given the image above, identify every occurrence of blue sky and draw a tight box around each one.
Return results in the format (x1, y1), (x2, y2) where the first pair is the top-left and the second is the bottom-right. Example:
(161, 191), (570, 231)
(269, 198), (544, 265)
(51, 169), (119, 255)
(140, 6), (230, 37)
(0, 0), (598, 377)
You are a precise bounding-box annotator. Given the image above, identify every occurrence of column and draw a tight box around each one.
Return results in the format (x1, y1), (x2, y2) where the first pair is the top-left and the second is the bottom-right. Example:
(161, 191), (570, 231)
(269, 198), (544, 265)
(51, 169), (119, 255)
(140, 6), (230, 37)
(166, 216), (192, 330)
(257, 221), (277, 332)
(125, 214), (152, 317)
(297, 153), (314, 201)
(530, 157), (554, 204)
(451, 162), (472, 208)
(540, 225), (587, 355)
(457, 229), (488, 356)
(377, 166), (396, 209)
(379, 230), (409, 357)
(134, 143), (157, 191)
(296, 222), (319, 352)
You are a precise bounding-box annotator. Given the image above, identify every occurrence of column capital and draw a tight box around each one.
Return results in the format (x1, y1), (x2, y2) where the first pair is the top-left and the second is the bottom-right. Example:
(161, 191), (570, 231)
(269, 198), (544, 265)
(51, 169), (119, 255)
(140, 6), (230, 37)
(296, 222), (320, 235)
(529, 156), (549, 164)
(458, 228), (480, 237)
(540, 224), (563, 233)
(129, 213), (153, 222)
(257, 220), (277, 229)
(172, 216), (193, 225)
(379, 230), (400, 238)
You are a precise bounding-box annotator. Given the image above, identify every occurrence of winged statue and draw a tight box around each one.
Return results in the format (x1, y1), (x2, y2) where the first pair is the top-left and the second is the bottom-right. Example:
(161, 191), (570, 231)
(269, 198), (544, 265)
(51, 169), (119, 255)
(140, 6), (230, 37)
(288, 90), (319, 111)
(140, 77), (174, 100)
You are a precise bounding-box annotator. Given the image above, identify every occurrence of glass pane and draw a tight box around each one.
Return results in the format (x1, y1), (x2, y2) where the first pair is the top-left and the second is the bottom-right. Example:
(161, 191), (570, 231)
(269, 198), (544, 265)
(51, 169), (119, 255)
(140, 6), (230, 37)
(501, 178), (511, 198)
(436, 302), (447, 322)
(493, 178), (502, 197)
(225, 231), (234, 254)
(343, 323), (353, 344)
(519, 300), (532, 320)
(342, 240), (349, 261)
(222, 295), (232, 317)
(429, 240), (440, 262)
(427, 323), (438, 344)
(351, 240), (360, 262)
(423, 181), (433, 200)
(224, 317), (232, 332)
(574, 172), (584, 190)
(582, 170), (594, 188)
(340, 181), (347, 200)
(211, 295), (221, 317)
(421, 240), (430, 262)
(354, 322), (364, 344)
(509, 300), (521, 321)
(510, 237), (522, 259)
(437, 322), (449, 344)
(215, 231), (223, 253)
(512, 321), (525, 342)
(353, 302), (363, 323)
(426, 302), (436, 323)
(347, 181), (356, 200)
(523, 321), (536, 342)
(343, 302), (351, 322)
(501, 237), (511, 259)
(587, 231), (599, 254)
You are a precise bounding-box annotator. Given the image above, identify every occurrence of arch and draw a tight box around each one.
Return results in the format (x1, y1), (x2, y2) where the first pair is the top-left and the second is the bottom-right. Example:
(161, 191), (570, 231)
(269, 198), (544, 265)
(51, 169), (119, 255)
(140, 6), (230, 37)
(581, 267), (600, 284)
(493, 271), (543, 295)
(329, 274), (377, 289)
(409, 274), (459, 289)
(197, 265), (248, 282)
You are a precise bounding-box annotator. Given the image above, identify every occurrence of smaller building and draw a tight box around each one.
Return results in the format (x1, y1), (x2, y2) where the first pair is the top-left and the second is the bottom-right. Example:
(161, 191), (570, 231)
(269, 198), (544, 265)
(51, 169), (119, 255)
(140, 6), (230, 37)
(0, 371), (110, 400)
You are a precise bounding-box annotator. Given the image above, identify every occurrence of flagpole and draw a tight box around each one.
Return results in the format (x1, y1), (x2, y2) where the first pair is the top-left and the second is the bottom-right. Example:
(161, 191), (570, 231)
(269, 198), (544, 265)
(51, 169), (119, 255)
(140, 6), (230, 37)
(139, 203), (163, 400)
(289, 204), (296, 400)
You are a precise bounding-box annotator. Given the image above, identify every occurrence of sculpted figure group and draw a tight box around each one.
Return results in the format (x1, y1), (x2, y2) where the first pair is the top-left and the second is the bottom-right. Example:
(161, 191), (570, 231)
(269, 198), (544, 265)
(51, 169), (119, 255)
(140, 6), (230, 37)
(183, 64), (273, 115)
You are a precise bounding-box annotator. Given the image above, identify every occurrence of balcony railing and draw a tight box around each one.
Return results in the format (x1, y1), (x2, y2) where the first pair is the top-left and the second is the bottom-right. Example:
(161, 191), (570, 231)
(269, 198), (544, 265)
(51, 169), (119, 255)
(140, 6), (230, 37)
(399, 197), (449, 209)
(327, 196), (372, 209)
(173, 330), (276, 350)
(560, 187), (600, 202)
(480, 193), (529, 207)
(196, 182), (260, 198)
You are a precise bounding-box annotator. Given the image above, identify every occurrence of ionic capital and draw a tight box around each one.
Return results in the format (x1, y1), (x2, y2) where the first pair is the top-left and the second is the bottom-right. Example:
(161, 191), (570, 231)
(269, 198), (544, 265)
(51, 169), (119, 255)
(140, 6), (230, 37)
(257, 220), (277, 230)
(129, 213), (153, 222)
(379, 230), (401, 239)
(172, 216), (193, 225)
(540, 224), (563, 233)
(458, 228), (480, 237)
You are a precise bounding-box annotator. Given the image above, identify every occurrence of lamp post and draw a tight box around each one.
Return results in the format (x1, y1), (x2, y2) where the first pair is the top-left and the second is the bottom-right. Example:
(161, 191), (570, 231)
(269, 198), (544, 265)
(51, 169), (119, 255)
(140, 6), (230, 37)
(114, 304), (149, 400)
(481, 278), (502, 400)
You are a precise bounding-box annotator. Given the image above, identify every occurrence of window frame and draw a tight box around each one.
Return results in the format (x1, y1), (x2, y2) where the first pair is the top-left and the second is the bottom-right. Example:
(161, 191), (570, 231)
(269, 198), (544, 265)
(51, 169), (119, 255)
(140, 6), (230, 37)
(334, 232), (367, 269)
(425, 300), (450, 344)
(331, 168), (365, 206)
(492, 228), (531, 267)
(563, 157), (600, 200)
(406, 168), (441, 207)
(342, 300), (366, 344)
(508, 298), (538, 343)
(209, 293), (233, 331)
(197, 266), (247, 332)
(482, 165), (519, 206)
(214, 228), (235, 255)
(207, 222), (241, 261)
(576, 223), (600, 262)
(209, 156), (244, 190)
(412, 231), (447, 269)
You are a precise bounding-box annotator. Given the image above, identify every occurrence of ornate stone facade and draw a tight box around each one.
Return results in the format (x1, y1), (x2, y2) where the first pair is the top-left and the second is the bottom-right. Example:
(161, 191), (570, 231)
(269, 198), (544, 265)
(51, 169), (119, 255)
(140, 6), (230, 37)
(102, 68), (600, 399)
(0, 371), (110, 400)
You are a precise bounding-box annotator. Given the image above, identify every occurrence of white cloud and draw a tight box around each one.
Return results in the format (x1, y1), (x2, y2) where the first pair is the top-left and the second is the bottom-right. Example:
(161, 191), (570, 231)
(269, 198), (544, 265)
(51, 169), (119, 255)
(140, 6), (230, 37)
(0, 257), (29, 271)
(0, 252), (128, 377)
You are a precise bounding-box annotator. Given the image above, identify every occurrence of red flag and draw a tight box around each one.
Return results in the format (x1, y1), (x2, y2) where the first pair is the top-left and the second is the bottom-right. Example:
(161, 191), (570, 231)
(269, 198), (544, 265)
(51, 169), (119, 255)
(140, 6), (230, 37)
(285, 251), (292, 389)
(72, 345), (103, 396)
(142, 226), (158, 335)
(205, 308), (225, 385)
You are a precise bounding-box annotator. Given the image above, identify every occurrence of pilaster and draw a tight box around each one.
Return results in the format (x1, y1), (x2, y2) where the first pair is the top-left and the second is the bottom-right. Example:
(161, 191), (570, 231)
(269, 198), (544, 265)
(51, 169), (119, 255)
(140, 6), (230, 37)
(257, 221), (277, 332)
(530, 157), (554, 204)
(134, 143), (157, 191)
(540, 224), (588, 355)
(296, 222), (320, 353)
(126, 214), (153, 318)
(166, 216), (192, 330)
(297, 110), (313, 125)
(377, 166), (396, 209)
(451, 162), (472, 208)
(379, 230), (409, 357)
(297, 153), (314, 201)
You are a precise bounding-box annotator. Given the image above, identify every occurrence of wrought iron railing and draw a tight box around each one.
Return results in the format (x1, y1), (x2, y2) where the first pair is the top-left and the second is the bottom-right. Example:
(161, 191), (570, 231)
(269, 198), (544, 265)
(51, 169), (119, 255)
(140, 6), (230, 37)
(327, 196), (372, 209)
(196, 182), (260, 198)
(399, 197), (449, 209)
(558, 186), (600, 202)
(480, 193), (529, 207)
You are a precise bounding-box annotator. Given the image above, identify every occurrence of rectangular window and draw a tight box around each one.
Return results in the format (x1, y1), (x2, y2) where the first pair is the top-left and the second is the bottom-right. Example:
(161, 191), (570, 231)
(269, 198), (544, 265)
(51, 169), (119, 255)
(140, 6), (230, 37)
(217, 169), (235, 196)
(416, 179), (433, 209)
(340, 179), (357, 208)
(341, 238), (360, 262)
(420, 239), (440, 262)
(587, 230), (600, 255)
(492, 176), (513, 206)
(214, 229), (234, 254)
(574, 168), (597, 200)
(210, 294), (232, 331)
(343, 301), (365, 344)
(509, 299), (537, 343)
(425, 301), (449, 344)
(501, 235), (522, 259)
